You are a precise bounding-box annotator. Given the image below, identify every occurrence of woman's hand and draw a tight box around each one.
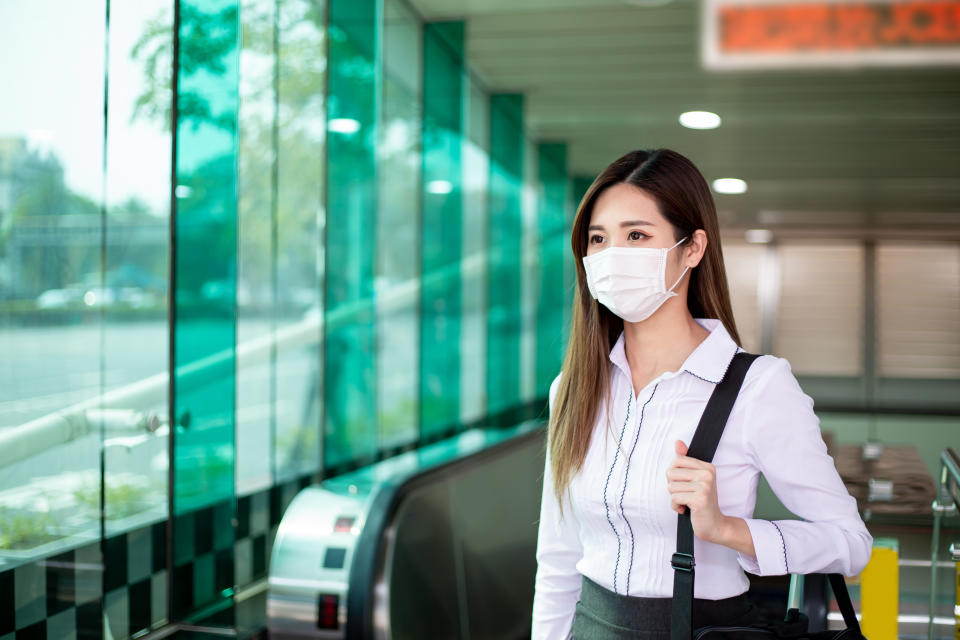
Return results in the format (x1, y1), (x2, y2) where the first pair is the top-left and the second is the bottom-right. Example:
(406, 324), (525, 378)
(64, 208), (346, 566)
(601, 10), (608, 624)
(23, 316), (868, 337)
(666, 440), (756, 558)
(666, 440), (726, 540)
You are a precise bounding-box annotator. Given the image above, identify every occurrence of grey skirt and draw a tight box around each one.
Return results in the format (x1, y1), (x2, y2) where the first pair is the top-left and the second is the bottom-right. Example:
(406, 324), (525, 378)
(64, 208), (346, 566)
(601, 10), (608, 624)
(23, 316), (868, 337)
(571, 574), (756, 639)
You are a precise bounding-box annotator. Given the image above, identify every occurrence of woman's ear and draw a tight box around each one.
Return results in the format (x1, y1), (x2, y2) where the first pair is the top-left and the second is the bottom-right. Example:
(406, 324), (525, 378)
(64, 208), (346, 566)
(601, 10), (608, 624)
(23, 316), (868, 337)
(685, 229), (708, 268)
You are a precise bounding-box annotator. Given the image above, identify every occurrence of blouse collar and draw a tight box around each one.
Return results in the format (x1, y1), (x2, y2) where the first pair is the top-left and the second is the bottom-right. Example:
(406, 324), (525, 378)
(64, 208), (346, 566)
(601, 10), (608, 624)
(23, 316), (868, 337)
(607, 318), (740, 386)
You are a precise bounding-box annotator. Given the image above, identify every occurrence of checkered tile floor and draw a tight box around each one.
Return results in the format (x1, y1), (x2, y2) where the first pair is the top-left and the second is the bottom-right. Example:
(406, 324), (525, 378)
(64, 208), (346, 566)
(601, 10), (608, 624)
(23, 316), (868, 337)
(0, 476), (310, 640)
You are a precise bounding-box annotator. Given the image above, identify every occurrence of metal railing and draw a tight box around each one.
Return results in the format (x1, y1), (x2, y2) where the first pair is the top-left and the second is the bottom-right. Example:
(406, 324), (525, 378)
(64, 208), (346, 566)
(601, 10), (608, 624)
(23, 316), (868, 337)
(928, 447), (960, 640)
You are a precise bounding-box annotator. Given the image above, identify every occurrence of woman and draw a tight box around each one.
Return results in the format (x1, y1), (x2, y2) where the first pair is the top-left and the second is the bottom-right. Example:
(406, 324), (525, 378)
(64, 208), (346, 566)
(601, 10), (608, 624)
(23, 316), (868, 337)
(531, 148), (872, 639)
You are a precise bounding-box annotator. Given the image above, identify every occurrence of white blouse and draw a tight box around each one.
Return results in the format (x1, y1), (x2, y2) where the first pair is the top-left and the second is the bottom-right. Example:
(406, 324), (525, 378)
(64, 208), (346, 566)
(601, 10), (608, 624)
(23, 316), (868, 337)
(532, 318), (873, 639)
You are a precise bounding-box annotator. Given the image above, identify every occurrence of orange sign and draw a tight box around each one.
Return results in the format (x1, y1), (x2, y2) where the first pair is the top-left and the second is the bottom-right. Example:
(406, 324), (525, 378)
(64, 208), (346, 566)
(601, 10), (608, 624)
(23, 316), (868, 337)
(703, 0), (960, 68)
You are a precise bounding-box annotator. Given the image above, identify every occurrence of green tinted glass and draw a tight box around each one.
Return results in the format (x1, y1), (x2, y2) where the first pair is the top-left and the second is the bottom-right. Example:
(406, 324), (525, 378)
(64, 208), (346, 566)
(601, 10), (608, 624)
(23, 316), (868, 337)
(378, 0), (422, 449)
(420, 21), (465, 438)
(274, 0), (325, 481)
(237, 0), (276, 494)
(460, 77), (491, 424)
(536, 142), (569, 395)
(325, 0), (378, 468)
(487, 94), (524, 419)
(172, 0), (239, 620)
(173, 0), (238, 516)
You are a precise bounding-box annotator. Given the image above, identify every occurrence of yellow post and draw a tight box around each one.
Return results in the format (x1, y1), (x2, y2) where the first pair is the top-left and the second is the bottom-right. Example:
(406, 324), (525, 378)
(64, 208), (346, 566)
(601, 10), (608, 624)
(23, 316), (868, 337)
(860, 537), (899, 640)
(954, 558), (959, 640)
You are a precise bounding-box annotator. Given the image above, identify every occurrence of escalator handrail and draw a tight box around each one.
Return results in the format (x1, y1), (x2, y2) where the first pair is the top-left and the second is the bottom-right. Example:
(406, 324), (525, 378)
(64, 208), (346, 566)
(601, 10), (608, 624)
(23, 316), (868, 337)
(345, 423), (546, 640)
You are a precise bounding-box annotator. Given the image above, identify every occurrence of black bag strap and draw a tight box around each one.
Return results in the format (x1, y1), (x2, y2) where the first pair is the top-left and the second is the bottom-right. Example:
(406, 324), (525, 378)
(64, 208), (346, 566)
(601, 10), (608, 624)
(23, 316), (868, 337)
(829, 574), (864, 635)
(670, 351), (759, 640)
(669, 351), (865, 640)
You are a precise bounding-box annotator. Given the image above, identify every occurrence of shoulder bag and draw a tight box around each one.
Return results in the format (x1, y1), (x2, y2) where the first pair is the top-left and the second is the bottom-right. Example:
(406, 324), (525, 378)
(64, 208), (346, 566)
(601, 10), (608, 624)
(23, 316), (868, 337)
(670, 352), (866, 640)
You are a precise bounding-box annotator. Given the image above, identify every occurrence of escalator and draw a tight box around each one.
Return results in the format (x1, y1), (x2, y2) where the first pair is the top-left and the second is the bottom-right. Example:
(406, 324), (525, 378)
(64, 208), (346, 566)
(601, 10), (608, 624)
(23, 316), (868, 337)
(267, 421), (546, 639)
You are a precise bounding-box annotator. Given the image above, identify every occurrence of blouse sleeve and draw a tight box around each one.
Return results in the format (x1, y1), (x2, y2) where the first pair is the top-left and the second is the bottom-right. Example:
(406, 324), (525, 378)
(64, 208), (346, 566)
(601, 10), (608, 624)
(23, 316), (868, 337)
(532, 373), (584, 640)
(735, 356), (873, 577)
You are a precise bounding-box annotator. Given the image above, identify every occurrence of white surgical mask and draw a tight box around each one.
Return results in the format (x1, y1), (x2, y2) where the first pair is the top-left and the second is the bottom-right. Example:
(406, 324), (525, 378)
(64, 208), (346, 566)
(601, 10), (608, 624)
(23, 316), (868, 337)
(582, 236), (689, 323)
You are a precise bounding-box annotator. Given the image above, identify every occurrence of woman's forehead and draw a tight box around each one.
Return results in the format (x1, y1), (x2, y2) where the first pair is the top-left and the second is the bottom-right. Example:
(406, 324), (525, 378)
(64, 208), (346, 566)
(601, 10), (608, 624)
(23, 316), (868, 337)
(590, 184), (664, 227)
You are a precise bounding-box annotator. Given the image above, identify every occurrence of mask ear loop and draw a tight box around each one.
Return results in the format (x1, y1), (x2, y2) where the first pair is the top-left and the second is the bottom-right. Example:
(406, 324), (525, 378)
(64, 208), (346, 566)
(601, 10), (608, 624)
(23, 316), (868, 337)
(666, 236), (691, 293)
(667, 265), (690, 293)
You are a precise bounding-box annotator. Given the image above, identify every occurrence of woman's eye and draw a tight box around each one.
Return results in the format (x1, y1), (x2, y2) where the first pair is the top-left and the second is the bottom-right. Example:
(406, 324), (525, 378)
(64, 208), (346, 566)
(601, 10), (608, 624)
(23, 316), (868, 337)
(628, 230), (648, 241)
(589, 234), (605, 245)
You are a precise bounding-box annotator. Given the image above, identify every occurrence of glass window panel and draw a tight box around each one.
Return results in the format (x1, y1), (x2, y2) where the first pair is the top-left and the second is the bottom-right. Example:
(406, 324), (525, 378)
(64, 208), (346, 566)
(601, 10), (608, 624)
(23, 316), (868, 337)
(721, 240), (764, 354)
(420, 21), (464, 438)
(377, 0), (421, 448)
(535, 142), (567, 396)
(877, 243), (960, 378)
(486, 94), (524, 419)
(0, 1), (106, 566)
(383, 0), (421, 93)
(274, 0), (326, 481)
(103, 0), (173, 545)
(459, 77), (489, 425)
(775, 242), (863, 376)
(172, 0), (239, 618)
(572, 176), (594, 210)
(562, 177), (574, 349)
(236, 0), (276, 496)
(520, 135), (537, 401)
(325, 0), (378, 468)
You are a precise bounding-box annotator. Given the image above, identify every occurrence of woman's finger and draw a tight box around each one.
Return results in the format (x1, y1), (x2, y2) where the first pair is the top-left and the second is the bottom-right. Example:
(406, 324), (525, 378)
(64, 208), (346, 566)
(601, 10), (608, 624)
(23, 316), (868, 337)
(670, 491), (699, 507)
(670, 455), (712, 471)
(675, 440), (688, 456)
(667, 480), (707, 495)
(667, 467), (713, 489)
(671, 491), (708, 511)
(665, 467), (699, 482)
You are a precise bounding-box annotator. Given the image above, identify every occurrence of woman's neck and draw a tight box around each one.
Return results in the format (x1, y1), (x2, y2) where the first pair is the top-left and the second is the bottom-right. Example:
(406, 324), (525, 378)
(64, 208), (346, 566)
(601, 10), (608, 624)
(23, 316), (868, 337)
(621, 304), (710, 394)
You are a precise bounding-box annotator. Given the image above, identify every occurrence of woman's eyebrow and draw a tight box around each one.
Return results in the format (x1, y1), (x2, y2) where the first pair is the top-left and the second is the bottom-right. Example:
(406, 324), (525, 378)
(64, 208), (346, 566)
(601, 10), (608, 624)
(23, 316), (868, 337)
(587, 219), (654, 231)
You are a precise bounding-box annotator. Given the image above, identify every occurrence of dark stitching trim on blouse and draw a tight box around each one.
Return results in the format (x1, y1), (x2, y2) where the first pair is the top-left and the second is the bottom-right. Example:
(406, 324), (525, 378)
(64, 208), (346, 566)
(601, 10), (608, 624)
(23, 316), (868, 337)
(619, 383), (658, 596)
(771, 521), (789, 573)
(682, 347), (743, 385)
(682, 369), (720, 385)
(603, 392), (631, 594)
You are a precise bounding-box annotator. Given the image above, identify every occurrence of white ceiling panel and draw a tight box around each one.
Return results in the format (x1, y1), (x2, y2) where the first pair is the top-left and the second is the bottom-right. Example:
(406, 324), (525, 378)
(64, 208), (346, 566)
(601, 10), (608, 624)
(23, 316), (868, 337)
(407, 0), (960, 230)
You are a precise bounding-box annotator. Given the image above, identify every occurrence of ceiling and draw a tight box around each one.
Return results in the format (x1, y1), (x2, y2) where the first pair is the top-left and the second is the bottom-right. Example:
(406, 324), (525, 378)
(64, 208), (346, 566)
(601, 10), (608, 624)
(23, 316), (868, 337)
(408, 0), (960, 232)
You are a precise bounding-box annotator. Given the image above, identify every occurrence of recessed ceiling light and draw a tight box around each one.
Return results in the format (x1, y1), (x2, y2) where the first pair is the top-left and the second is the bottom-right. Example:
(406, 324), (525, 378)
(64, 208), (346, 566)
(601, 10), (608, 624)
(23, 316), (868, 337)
(712, 178), (747, 194)
(679, 111), (721, 130)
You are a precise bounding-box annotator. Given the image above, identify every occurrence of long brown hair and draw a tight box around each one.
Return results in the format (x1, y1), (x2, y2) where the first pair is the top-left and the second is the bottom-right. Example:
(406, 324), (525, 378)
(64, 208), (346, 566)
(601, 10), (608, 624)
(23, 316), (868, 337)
(549, 148), (741, 516)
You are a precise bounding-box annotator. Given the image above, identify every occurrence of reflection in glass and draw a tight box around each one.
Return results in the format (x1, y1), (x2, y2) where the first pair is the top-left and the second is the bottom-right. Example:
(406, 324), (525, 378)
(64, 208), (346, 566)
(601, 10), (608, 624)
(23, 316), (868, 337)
(420, 21), (465, 439)
(486, 94), (524, 421)
(325, 0), (378, 468)
(0, 0), (107, 566)
(521, 137), (538, 402)
(275, 0), (326, 481)
(173, 0), (239, 515)
(377, 0), (421, 449)
(237, 0), (276, 495)
(104, 0), (173, 547)
(171, 0), (239, 619)
(535, 142), (568, 396)
(460, 78), (490, 425)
